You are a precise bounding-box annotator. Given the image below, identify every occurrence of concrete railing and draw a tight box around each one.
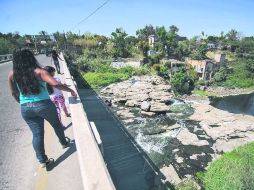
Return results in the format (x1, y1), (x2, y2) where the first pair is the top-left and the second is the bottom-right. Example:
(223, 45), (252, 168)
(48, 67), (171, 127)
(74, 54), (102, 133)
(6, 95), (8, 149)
(60, 53), (116, 190)
(0, 54), (13, 63)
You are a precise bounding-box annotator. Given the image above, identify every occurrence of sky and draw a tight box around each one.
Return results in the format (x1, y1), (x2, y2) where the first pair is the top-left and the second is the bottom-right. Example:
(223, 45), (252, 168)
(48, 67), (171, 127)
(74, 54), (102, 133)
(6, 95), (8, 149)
(1, 0), (254, 38)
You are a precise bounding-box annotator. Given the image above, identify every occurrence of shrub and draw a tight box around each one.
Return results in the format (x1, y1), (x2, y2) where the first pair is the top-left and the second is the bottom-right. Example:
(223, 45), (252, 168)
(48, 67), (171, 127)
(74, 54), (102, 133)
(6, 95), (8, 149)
(213, 66), (228, 82)
(176, 179), (200, 190)
(83, 72), (130, 88)
(200, 143), (254, 190)
(82, 65), (151, 89)
(171, 69), (191, 94)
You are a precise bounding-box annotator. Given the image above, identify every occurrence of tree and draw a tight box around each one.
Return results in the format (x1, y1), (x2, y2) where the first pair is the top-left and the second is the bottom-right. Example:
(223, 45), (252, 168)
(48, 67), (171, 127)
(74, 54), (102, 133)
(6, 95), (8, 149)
(225, 29), (241, 52)
(39, 30), (48, 41)
(0, 37), (14, 54)
(226, 29), (240, 42)
(213, 66), (228, 82)
(171, 68), (191, 94)
(110, 28), (131, 58)
(136, 24), (155, 40)
(53, 31), (66, 49)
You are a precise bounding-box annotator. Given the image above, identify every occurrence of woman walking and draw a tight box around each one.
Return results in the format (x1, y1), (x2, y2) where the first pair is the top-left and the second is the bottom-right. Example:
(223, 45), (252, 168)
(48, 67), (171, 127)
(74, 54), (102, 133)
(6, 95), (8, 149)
(51, 49), (62, 74)
(8, 49), (77, 168)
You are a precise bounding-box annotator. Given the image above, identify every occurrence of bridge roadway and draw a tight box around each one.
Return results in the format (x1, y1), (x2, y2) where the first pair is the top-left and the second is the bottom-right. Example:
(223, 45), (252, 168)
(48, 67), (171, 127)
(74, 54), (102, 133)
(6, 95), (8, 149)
(0, 55), (82, 190)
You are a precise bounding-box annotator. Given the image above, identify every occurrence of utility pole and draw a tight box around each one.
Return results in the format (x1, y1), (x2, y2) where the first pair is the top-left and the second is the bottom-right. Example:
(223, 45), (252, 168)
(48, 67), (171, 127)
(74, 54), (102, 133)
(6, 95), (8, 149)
(33, 35), (37, 53)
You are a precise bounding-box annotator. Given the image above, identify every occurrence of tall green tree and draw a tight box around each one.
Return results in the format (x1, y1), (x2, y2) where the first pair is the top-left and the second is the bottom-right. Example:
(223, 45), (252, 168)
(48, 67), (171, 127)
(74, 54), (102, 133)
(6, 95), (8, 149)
(110, 28), (131, 58)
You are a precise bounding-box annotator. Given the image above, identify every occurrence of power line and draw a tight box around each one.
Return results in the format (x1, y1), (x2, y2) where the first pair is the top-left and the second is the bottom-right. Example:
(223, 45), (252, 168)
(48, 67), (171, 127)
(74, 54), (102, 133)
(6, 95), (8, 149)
(71, 0), (111, 31)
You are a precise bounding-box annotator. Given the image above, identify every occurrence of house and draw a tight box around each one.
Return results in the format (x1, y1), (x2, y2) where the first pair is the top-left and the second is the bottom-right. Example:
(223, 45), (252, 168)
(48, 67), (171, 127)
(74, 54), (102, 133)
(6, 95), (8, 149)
(148, 35), (157, 47)
(185, 58), (218, 80)
(147, 50), (156, 56)
(161, 59), (185, 74)
(207, 43), (216, 49)
(214, 53), (226, 65)
(111, 58), (142, 68)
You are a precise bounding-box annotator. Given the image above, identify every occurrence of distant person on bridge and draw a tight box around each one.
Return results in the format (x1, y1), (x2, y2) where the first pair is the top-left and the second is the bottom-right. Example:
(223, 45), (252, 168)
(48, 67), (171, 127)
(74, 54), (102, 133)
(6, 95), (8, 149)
(44, 66), (71, 126)
(8, 49), (77, 168)
(51, 49), (63, 74)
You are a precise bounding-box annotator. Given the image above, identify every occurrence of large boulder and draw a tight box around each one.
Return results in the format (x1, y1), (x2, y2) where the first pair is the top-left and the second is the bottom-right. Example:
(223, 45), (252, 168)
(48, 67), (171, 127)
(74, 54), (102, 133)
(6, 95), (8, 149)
(176, 128), (209, 146)
(116, 109), (135, 119)
(150, 102), (170, 113)
(149, 91), (173, 103)
(141, 101), (151, 111)
(125, 100), (139, 107)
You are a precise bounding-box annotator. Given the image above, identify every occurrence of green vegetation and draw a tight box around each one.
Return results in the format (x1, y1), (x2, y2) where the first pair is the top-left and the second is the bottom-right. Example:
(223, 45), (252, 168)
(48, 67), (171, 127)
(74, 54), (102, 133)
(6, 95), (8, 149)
(171, 68), (193, 95)
(77, 49), (152, 88)
(215, 58), (254, 88)
(175, 179), (200, 190)
(0, 37), (14, 54)
(82, 72), (129, 88)
(82, 66), (151, 88)
(192, 90), (216, 97)
(198, 143), (254, 190)
(1, 25), (254, 94)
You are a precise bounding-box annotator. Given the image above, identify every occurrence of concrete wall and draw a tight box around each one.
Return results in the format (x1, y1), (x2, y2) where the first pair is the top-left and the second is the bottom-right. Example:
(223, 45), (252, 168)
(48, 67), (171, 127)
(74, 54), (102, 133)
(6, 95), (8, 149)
(61, 53), (116, 190)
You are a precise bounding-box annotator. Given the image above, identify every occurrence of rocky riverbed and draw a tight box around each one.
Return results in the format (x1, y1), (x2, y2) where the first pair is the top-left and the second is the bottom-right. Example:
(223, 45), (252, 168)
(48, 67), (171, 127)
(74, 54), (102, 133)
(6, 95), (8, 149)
(100, 75), (254, 185)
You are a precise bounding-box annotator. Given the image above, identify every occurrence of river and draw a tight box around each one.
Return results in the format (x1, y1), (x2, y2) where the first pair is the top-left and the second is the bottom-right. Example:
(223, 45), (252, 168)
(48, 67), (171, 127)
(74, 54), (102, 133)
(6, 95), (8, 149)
(211, 93), (254, 116)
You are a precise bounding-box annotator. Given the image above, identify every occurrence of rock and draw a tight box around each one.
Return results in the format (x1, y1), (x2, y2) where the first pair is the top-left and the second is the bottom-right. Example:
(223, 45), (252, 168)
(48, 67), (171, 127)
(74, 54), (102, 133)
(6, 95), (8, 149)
(190, 103), (254, 141)
(199, 86), (207, 91)
(141, 101), (151, 111)
(172, 149), (179, 153)
(213, 133), (254, 153)
(150, 102), (170, 113)
(149, 91), (173, 103)
(114, 98), (127, 104)
(143, 127), (167, 135)
(127, 93), (150, 102)
(140, 111), (156, 117)
(122, 119), (135, 124)
(167, 124), (181, 130)
(125, 100), (139, 107)
(104, 99), (112, 106)
(160, 165), (181, 184)
(177, 128), (209, 146)
(116, 110), (135, 119)
(175, 154), (184, 163)
(153, 84), (171, 91)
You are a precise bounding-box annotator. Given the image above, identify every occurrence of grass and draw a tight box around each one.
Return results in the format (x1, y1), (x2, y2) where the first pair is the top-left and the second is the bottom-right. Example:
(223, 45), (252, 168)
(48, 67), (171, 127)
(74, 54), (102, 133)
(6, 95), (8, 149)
(198, 142), (254, 190)
(192, 90), (217, 97)
(82, 72), (130, 88)
(82, 65), (152, 89)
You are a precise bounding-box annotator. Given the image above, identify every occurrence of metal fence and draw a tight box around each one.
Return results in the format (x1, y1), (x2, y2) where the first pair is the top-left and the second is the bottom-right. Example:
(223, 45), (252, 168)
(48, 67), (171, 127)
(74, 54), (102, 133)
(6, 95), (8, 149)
(0, 54), (13, 63)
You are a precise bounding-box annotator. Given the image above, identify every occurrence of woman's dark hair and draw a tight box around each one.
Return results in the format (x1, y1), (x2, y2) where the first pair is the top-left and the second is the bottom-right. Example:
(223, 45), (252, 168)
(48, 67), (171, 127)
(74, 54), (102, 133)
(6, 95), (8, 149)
(43, 66), (55, 95)
(44, 66), (56, 74)
(52, 50), (57, 56)
(13, 49), (41, 95)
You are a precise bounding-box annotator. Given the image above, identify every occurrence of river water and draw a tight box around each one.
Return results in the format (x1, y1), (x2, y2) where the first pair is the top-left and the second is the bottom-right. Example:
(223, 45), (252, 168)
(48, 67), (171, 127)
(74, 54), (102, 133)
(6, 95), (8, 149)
(211, 93), (254, 116)
(102, 92), (254, 179)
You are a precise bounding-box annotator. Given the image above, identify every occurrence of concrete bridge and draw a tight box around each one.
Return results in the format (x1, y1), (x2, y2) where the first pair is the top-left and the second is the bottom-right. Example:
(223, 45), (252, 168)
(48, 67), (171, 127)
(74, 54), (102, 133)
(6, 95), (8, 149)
(0, 54), (161, 190)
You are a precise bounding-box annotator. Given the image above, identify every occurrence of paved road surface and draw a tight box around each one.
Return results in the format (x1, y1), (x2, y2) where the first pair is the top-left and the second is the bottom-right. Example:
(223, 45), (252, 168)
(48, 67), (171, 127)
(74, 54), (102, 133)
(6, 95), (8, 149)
(0, 61), (36, 190)
(0, 55), (82, 190)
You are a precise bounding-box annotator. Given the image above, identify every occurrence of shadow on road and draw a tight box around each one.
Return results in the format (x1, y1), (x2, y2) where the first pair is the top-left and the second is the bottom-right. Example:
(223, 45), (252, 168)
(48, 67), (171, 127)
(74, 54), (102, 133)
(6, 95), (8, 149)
(46, 139), (76, 171)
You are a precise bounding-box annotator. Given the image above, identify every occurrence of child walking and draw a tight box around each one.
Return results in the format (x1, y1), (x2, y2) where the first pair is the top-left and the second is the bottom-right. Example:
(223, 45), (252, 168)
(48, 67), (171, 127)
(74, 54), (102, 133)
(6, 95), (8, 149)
(44, 66), (70, 126)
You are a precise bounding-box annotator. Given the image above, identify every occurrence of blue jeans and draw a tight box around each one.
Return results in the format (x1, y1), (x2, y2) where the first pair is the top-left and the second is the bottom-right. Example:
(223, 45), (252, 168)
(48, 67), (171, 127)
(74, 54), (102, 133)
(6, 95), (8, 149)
(21, 99), (67, 163)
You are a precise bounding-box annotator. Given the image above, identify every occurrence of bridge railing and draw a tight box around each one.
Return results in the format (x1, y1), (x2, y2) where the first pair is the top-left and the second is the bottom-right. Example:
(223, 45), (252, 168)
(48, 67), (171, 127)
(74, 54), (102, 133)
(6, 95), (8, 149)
(0, 54), (13, 63)
(60, 53), (116, 190)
